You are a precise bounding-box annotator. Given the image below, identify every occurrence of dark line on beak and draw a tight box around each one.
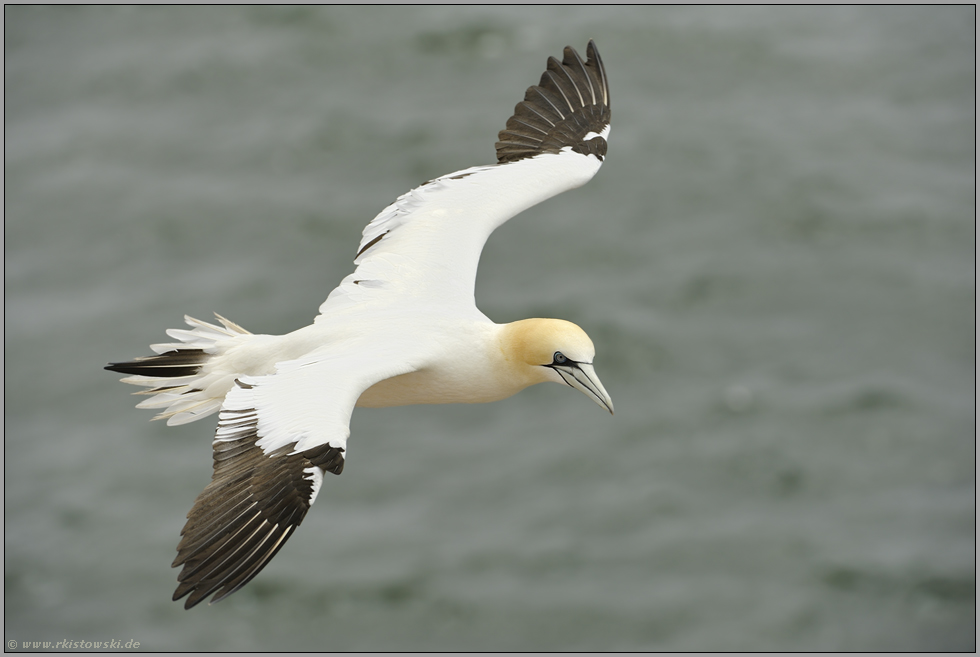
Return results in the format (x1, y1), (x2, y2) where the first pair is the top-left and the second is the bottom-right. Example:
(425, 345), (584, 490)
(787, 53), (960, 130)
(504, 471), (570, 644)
(549, 363), (610, 412)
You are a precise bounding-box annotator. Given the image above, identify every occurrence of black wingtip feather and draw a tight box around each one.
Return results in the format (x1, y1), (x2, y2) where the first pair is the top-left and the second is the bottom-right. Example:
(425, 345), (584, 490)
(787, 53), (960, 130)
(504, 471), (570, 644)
(496, 40), (610, 164)
(173, 404), (348, 609)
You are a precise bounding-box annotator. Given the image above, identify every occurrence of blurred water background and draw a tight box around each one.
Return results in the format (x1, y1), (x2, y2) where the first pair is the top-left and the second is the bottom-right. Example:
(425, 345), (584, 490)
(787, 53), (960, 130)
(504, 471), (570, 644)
(5, 6), (975, 651)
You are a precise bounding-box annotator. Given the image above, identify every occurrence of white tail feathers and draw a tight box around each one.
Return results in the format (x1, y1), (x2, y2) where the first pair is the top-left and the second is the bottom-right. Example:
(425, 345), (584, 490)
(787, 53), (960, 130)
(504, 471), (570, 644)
(113, 314), (254, 426)
(149, 314), (250, 354)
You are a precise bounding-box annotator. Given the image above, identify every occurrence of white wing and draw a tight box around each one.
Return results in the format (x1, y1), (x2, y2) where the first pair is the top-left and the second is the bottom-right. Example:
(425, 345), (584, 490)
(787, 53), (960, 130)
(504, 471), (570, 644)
(171, 341), (420, 608)
(318, 41), (611, 317)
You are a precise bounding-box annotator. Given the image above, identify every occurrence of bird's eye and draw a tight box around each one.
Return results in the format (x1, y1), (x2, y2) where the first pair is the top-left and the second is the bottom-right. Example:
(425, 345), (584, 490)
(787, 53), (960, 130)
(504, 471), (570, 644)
(553, 352), (567, 365)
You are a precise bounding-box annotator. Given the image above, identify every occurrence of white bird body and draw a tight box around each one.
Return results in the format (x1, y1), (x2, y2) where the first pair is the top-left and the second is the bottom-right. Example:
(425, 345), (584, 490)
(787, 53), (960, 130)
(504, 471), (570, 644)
(108, 40), (614, 608)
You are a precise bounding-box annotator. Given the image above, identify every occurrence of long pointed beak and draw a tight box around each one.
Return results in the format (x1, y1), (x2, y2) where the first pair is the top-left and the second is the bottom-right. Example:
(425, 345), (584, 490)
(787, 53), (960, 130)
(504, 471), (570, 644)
(552, 362), (614, 415)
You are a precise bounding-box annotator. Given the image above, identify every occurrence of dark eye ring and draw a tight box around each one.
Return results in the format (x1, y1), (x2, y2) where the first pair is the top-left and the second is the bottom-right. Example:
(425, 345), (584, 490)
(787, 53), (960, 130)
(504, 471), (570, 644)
(553, 352), (567, 365)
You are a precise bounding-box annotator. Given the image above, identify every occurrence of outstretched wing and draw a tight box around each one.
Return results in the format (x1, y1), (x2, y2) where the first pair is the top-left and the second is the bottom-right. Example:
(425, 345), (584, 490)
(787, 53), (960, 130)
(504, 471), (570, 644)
(318, 41), (611, 317)
(172, 346), (418, 608)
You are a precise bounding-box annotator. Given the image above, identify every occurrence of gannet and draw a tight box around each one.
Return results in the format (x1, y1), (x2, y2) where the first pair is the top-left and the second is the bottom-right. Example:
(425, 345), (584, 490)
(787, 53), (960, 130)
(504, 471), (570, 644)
(106, 40), (613, 609)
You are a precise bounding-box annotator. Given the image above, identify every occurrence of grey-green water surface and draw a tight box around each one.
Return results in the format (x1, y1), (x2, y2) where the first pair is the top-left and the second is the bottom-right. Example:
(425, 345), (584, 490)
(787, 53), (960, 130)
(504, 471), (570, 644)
(5, 6), (975, 651)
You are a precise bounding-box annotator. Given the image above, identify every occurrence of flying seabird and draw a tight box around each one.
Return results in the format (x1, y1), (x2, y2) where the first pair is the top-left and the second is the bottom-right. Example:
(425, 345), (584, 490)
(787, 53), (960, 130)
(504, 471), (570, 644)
(106, 40), (613, 609)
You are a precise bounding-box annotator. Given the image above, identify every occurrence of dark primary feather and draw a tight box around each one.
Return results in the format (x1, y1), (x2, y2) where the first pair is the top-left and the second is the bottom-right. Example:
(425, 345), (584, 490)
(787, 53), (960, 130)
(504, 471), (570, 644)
(495, 40), (611, 164)
(172, 406), (345, 609)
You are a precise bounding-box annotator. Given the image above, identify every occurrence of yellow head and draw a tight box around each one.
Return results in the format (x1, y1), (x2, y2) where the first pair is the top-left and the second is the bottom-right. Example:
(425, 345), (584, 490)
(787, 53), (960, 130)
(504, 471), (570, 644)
(499, 318), (613, 413)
